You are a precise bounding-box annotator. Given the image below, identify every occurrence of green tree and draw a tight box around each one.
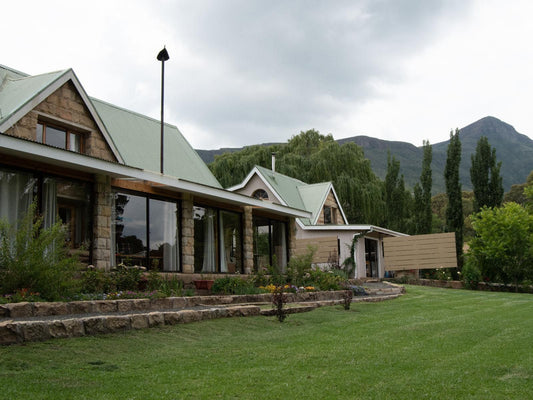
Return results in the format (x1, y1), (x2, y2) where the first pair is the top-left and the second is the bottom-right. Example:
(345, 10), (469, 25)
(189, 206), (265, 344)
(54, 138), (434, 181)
(209, 129), (385, 224)
(413, 140), (433, 234)
(384, 152), (409, 232)
(470, 136), (503, 212)
(468, 202), (533, 289)
(444, 128), (464, 267)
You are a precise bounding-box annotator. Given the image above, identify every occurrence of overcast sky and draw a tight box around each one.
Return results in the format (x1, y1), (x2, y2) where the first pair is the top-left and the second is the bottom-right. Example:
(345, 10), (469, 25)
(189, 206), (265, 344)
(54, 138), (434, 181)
(3, 0), (533, 149)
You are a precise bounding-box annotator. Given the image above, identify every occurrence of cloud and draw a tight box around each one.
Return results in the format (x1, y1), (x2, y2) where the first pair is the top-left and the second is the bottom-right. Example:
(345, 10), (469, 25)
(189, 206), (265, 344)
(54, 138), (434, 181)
(5, 0), (533, 151)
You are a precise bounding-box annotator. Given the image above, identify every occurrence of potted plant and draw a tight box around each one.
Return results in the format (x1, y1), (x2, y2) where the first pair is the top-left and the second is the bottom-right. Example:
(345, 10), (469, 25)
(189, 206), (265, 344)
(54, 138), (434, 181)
(193, 276), (214, 290)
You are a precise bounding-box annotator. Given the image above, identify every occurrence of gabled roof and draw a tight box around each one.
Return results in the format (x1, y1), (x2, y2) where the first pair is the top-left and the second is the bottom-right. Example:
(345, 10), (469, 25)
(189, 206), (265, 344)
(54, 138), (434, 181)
(0, 64), (221, 188)
(230, 165), (347, 225)
(91, 98), (221, 188)
(0, 65), (123, 163)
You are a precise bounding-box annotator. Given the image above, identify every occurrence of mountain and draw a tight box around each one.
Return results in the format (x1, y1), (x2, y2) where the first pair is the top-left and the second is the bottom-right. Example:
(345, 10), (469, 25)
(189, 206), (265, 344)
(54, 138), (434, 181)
(197, 116), (533, 194)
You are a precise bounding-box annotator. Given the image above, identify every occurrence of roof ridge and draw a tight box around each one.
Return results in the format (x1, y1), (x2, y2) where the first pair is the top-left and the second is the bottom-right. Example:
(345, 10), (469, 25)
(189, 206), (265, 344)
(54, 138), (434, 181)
(255, 164), (306, 184)
(90, 96), (177, 128)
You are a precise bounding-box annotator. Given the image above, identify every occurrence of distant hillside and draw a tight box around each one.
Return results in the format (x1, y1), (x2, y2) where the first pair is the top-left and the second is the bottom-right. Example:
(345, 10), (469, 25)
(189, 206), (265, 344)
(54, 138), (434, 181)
(197, 116), (533, 194)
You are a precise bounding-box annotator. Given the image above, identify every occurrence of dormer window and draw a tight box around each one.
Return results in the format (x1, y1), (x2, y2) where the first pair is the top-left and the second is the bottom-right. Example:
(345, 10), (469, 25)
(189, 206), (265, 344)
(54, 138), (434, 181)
(324, 206), (336, 225)
(36, 122), (83, 153)
(252, 189), (269, 201)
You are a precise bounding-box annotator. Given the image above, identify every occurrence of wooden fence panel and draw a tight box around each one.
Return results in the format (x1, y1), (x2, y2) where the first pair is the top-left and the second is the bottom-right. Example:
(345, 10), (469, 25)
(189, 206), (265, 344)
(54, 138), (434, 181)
(383, 232), (457, 271)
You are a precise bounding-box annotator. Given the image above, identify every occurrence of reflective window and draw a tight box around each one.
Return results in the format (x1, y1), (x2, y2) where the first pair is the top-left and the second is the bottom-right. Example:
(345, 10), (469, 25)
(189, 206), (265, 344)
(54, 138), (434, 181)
(194, 206), (242, 273)
(113, 192), (180, 271)
(253, 216), (288, 273)
(0, 169), (37, 228)
(36, 122), (83, 153)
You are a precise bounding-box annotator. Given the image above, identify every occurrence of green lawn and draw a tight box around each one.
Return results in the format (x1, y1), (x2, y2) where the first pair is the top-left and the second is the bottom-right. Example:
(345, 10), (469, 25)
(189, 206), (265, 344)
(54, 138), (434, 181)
(1, 286), (532, 399)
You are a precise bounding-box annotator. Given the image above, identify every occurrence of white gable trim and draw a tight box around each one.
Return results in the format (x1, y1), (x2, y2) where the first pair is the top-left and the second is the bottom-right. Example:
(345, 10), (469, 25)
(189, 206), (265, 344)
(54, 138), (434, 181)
(0, 69), (124, 164)
(228, 166), (288, 207)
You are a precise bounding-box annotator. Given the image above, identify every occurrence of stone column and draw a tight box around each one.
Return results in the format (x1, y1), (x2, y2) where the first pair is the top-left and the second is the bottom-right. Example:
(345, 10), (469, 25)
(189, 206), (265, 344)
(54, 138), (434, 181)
(93, 175), (112, 271)
(181, 194), (195, 274)
(243, 206), (254, 274)
(288, 218), (297, 260)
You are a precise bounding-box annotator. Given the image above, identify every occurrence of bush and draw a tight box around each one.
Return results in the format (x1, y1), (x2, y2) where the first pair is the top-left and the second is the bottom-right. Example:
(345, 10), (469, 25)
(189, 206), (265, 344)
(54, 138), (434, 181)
(462, 261), (481, 290)
(0, 203), (81, 301)
(212, 276), (262, 295)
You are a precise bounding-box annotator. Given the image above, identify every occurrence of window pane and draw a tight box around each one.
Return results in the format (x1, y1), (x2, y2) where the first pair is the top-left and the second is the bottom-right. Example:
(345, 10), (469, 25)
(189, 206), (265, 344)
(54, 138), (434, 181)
(55, 179), (92, 249)
(273, 221), (288, 272)
(0, 169), (36, 228)
(220, 210), (242, 273)
(45, 126), (66, 148)
(194, 206), (217, 273)
(114, 193), (147, 267)
(149, 199), (179, 271)
(36, 123), (44, 143)
(68, 132), (81, 152)
(253, 216), (270, 272)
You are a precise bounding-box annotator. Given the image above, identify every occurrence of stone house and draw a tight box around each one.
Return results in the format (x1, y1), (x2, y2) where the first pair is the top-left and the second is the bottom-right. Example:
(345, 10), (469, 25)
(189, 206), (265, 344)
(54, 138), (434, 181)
(229, 164), (407, 279)
(0, 65), (310, 279)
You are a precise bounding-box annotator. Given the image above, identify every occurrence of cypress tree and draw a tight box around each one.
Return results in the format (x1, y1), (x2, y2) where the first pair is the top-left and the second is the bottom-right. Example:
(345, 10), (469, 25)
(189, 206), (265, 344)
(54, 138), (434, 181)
(470, 136), (503, 211)
(414, 140), (433, 234)
(444, 128), (463, 268)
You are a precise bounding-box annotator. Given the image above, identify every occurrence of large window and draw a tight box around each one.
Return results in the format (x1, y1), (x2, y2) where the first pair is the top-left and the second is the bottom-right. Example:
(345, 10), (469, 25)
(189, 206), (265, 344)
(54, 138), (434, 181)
(0, 167), (91, 250)
(193, 206), (243, 273)
(0, 169), (36, 228)
(113, 192), (179, 271)
(36, 122), (83, 152)
(253, 216), (288, 272)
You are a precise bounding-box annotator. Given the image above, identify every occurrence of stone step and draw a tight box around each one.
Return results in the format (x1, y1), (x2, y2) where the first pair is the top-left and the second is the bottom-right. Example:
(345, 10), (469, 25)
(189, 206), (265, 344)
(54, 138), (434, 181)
(0, 305), (261, 346)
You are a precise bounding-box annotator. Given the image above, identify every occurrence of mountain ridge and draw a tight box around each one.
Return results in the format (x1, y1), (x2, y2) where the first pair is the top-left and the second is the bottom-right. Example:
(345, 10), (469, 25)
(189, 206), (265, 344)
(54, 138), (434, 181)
(197, 116), (533, 194)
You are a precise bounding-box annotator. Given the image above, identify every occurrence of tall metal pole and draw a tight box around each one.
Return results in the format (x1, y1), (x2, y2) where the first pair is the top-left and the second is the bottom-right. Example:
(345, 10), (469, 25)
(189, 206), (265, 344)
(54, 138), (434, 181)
(157, 47), (169, 174)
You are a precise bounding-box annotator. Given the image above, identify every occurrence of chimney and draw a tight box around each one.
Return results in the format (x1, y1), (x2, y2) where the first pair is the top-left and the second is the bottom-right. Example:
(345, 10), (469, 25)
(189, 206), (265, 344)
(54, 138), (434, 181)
(271, 152), (276, 172)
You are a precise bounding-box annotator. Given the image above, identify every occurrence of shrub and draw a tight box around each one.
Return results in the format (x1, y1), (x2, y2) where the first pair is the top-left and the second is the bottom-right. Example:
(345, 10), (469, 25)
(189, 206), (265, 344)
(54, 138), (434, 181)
(0, 203), (81, 301)
(271, 285), (287, 323)
(286, 246), (315, 286)
(212, 276), (262, 295)
(462, 261), (481, 290)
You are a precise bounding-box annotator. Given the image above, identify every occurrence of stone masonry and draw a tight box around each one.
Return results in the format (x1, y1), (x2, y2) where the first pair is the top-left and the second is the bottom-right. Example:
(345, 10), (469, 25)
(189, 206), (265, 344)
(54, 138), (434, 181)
(181, 194), (195, 273)
(93, 175), (112, 270)
(5, 81), (117, 162)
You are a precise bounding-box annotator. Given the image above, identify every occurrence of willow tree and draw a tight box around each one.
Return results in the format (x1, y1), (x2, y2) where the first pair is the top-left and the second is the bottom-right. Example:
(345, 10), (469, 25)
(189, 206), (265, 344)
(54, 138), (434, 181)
(208, 129), (385, 224)
(444, 128), (463, 267)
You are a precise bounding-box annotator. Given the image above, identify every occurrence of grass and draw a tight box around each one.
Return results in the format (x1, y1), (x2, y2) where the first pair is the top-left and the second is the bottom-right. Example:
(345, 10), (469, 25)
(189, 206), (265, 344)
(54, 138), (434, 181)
(1, 285), (532, 399)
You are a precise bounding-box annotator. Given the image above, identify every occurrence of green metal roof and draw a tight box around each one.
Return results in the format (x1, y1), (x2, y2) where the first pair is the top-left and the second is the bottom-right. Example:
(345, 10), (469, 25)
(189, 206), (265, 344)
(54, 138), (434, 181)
(91, 98), (221, 188)
(297, 182), (333, 225)
(0, 64), (221, 188)
(0, 66), (67, 126)
(254, 165), (334, 225)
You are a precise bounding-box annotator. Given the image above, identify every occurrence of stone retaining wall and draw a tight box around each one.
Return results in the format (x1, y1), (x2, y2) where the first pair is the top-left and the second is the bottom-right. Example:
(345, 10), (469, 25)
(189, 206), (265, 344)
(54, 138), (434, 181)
(1, 285), (404, 345)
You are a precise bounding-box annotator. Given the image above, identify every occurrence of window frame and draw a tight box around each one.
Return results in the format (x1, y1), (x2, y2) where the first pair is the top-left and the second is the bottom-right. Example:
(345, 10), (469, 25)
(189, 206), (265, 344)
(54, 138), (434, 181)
(112, 189), (181, 272)
(193, 204), (244, 274)
(36, 121), (84, 153)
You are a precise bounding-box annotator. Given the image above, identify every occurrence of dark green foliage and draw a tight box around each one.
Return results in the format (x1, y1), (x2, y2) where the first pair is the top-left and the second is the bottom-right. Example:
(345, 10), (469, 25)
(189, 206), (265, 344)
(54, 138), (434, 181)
(468, 202), (533, 289)
(0, 203), (80, 301)
(444, 128), (464, 267)
(470, 136), (503, 211)
(414, 140), (433, 234)
(211, 276), (261, 295)
(461, 262), (481, 290)
(384, 152), (411, 232)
